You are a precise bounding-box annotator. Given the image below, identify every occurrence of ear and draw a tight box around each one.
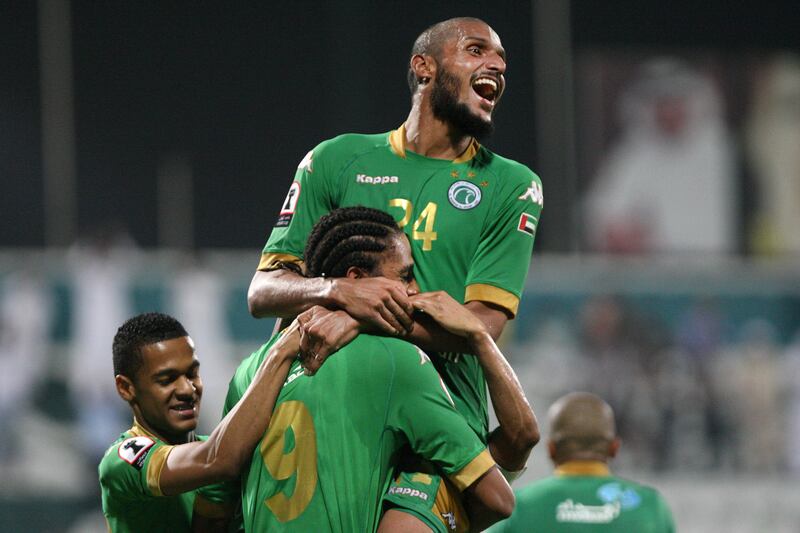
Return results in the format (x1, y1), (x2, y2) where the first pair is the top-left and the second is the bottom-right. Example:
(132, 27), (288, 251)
(345, 266), (369, 279)
(410, 54), (435, 86)
(608, 437), (621, 459)
(115, 374), (136, 403)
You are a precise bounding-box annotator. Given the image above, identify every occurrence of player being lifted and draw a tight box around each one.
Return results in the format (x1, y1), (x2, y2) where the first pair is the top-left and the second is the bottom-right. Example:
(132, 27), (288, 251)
(247, 16), (543, 530)
(199, 207), (535, 532)
(98, 311), (318, 532)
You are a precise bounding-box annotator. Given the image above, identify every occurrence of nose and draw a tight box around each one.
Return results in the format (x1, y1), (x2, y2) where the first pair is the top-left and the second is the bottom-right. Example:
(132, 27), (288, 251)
(175, 375), (196, 398)
(486, 51), (506, 75)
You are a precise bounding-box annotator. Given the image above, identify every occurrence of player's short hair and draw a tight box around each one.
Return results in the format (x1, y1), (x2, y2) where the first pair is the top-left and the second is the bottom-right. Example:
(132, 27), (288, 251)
(407, 16), (487, 94)
(303, 206), (403, 278)
(112, 312), (188, 379)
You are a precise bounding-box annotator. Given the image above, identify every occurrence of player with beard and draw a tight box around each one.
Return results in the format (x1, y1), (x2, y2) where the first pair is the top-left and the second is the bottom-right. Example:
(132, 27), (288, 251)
(247, 17), (543, 532)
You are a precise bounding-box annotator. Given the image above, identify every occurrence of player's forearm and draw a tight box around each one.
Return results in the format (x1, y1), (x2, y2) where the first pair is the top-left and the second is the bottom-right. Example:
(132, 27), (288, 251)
(463, 468), (515, 531)
(247, 269), (335, 318)
(161, 325), (300, 495)
(471, 332), (539, 471)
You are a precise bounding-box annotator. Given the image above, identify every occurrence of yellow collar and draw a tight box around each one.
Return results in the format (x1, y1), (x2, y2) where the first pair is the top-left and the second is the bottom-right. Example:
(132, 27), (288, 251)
(129, 417), (158, 440)
(554, 460), (611, 477)
(388, 124), (479, 163)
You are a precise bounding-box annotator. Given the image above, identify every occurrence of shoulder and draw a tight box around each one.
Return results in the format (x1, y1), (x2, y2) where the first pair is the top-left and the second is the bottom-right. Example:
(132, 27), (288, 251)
(98, 433), (158, 486)
(476, 147), (541, 188)
(515, 476), (561, 501)
(337, 335), (433, 376)
(312, 132), (388, 159)
(604, 476), (673, 513)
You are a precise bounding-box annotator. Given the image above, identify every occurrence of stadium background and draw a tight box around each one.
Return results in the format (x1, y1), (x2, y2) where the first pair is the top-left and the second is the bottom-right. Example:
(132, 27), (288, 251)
(1, 1), (799, 531)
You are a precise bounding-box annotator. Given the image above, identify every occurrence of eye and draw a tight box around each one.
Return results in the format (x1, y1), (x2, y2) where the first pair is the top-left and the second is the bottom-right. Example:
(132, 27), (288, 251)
(468, 45), (481, 55)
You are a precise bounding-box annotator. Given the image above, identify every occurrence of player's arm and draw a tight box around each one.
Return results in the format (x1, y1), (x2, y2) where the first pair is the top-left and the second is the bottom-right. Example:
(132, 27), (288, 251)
(157, 321), (301, 496)
(411, 291), (539, 472)
(248, 266), (415, 335)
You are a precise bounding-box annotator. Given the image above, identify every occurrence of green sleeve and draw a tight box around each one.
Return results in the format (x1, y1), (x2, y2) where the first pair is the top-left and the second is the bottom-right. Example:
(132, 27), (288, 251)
(465, 167), (542, 303)
(383, 338), (490, 483)
(658, 493), (676, 533)
(99, 436), (171, 501)
(263, 139), (340, 258)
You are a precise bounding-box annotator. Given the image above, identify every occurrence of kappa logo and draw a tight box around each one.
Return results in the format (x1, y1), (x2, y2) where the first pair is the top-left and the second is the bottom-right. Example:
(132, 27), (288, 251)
(118, 436), (155, 470)
(442, 512), (457, 530)
(275, 182), (301, 228)
(518, 180), (544, 206)
(388, 486), (429, 501)
(356, 174), (399, 185)
(517, 212), (537, 237)
(448, 180), (481, 210)
(298, 150), (313, 172)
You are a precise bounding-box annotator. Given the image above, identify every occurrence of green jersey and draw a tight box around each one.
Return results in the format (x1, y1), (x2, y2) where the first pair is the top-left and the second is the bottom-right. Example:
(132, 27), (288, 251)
(223, 332), (495, 532)
(98, 421), (204, 532)
(260, 127), (543, 438)
(488, 462), (675, 533)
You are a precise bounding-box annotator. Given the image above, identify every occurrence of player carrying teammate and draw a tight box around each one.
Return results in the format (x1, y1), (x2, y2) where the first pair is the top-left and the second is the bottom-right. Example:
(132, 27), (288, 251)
(98, 312), (305, 532)
(488, 392), (675, 532)
(198, 207), (532, 532)
(247, 17), (543, 528)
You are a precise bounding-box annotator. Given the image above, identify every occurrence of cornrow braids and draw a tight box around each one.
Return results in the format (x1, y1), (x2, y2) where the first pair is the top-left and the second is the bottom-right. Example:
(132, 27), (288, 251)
(304, 207), (402, 278)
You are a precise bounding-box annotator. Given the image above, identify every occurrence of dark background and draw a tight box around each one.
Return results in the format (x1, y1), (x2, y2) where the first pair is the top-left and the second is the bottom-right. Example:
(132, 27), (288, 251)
(2, 0), (798, 249)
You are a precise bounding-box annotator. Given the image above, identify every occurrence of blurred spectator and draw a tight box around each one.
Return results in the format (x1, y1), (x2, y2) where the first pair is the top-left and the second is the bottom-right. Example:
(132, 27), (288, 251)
(584, 58), (737, 254)
(784, 330), (800, 475)
(67, 227), (134, 467)
(169, 256), (235, 433)
(0, 271), (50, 474)
(745, 54), (800, 256)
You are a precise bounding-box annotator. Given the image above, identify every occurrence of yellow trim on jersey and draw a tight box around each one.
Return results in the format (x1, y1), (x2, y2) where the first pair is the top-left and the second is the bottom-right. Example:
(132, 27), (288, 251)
(554, 460), (611, 477)
(194, 494), (236, 519)
(146, 445), (174, 497)
(465, 283), (520, 317)
(449, 449), (495, 492)
(389, 125), (480, 163)
(432, 475), (470, 533)
(258, 252), (303, 272)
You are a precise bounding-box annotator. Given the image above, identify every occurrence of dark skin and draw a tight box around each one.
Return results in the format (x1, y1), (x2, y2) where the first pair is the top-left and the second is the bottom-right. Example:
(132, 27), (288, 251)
(247, 19), (510, 350)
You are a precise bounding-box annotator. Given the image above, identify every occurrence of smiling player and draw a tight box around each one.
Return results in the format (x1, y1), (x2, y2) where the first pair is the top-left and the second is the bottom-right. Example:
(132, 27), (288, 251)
(247, 17), (543, 532)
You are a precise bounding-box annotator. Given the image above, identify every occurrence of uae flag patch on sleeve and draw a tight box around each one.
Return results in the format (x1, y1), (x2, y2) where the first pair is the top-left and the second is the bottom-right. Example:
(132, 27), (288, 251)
(517, 213), (537, 237)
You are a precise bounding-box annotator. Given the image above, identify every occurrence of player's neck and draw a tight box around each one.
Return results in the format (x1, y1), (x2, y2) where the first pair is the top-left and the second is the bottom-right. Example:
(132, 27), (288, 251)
(404, 105), (473, 160)
(131, 413), (190, 445)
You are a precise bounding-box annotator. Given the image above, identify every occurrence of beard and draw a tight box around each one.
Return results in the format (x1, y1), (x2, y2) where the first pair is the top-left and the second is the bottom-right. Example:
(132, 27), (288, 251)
(430, 66), (494, 141)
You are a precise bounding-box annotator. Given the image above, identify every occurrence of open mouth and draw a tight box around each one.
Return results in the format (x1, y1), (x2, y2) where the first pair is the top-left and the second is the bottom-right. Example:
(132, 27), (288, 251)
(170, 402), (196, 417)
(472, 76), (499, 103)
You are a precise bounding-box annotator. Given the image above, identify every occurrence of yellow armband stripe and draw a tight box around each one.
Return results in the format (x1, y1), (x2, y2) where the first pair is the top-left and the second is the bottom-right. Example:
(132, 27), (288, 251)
(257, 252), (303, 272)
(449, 449), (495, 492)
(146, 445), (174, 497)
(464, 284), (520, 318)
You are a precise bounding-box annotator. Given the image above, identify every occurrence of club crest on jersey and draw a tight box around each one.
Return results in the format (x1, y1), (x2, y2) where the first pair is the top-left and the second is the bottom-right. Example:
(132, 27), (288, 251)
(275, 181), (301, 228)
(448, 180), (481, 210)
(118, 436), (155, 470)
(297, 150), (313, 172)
(517, 213), (537, 237)
(518, 180), (544, 206)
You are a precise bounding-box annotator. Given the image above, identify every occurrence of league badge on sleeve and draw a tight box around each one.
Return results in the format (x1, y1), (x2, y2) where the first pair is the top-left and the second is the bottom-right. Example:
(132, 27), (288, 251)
(275, 181), (301, 228)
(118, 436), (155, 470)
(517, 213), (537, 237)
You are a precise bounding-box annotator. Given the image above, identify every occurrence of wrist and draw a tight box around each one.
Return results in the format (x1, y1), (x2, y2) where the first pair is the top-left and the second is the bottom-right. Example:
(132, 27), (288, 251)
(468, 330), (494, 351)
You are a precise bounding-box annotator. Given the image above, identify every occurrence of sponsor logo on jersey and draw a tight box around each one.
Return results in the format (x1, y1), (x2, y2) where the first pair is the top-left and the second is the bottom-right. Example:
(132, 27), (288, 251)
(556, 499), (621, 523)
(517, 213), (537, 237)
(442, 512), (457, 530)
(118, 436), (155, 470)
(597, 482), (642, 510)
(276, 181), (301, 227)
(298, 150), (313, 172)
(518, 180), (544, 206)
(388, 486), (429, 501)
(448, 180), (481, 210)
(355, 174), (399, 185)
(416, 346), (431, 365)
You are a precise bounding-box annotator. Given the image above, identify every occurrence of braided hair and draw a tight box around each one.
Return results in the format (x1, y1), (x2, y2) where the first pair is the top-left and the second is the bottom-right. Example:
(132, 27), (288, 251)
(303, 206), (403, 278)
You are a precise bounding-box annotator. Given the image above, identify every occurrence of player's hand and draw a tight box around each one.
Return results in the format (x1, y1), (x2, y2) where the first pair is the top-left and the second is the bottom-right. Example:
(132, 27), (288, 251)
(296, 305), (360, 375)
(328, 277), (415, 336)
(410, 291), (487, 341)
